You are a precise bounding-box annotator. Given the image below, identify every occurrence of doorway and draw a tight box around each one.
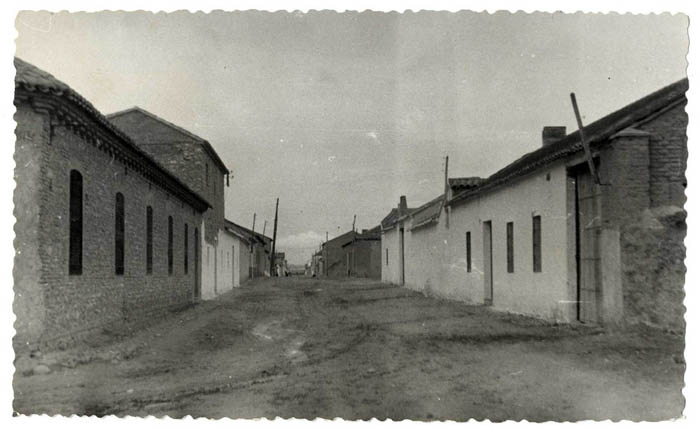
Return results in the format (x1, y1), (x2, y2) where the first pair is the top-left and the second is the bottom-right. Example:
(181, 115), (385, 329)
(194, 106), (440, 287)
(483, 221), (493, 305)
(194, 227), (201, 300)
(399, 227), (405, 285)
(574, 166), (602, 323)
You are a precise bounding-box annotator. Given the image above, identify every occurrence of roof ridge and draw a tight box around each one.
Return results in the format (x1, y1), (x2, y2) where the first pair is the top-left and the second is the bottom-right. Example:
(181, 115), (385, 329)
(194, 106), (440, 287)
(107, 106), (230, 173)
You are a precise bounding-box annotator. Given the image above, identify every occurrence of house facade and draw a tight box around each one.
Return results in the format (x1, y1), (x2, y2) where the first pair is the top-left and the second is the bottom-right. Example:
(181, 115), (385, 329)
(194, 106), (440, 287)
(381, 79), (688, 332)
(107, 107), (232, 300)
(13, 58), (210, 350)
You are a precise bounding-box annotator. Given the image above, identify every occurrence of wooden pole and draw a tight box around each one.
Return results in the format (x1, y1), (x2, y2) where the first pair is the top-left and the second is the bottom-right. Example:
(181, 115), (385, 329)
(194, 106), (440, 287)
(270, 198), (279, 276)
(570, 93), (601, 185)
(352, 214), (356, 232)
(262, 220), (267, 236)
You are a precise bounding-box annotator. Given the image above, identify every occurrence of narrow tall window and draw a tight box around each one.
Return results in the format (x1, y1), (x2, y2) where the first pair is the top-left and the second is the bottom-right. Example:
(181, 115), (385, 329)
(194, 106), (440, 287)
(146, 206), (153, 274)
(184, 223), (189, 274)
(205, 163), (209, 187)
(466, 231), (472, 273)
(533, 216), (542, 273)
(168, 215), (173, 275)
(506, 222), (514, 273)
(115, 193), (125, 275)
(385, 248), (389, 266)
(69, 170), (83, 275)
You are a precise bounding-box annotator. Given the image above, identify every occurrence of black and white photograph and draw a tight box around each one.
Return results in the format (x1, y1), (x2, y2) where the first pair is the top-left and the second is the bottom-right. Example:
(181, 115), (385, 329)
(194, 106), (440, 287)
(5, 0), (697, 423)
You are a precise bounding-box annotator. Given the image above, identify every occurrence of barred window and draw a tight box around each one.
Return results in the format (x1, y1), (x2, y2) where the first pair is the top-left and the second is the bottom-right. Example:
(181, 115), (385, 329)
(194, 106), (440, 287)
(115, 193), (125, 275)
(168, 216), (174, 275)
(69, 170), (83, 275)
(506, 222), (514, 273)
(184, 223), (189, 274)
(466, 231), (472, 273)
(533, 216), (542, 273)
(146, 207), (153, 273)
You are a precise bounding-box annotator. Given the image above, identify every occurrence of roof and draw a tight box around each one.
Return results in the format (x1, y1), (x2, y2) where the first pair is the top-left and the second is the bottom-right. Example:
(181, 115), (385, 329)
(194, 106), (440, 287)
(380, 207), (418, 230)
(224, 219), (272, 245)
(449, 177), (484, 190)
(410, 194), (445, 230)
(107, 106), (229, 174)
(449, 78), (689, 207)
(323, 230), (357, 248)
(14, 57), (211, 212)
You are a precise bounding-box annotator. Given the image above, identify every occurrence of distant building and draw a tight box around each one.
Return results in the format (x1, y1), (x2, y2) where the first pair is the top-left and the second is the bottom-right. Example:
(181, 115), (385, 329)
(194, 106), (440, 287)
(13, 58), (210, 350)
(274, 252), (288, 276)
(321, 227), (382, 278)
(381, 79), (688, 332)
(225, 220), (273, 280)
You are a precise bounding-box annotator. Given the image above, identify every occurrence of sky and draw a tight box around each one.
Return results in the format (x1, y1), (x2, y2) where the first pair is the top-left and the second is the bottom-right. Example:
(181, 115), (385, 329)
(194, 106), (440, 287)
(14, 10), (688, 264)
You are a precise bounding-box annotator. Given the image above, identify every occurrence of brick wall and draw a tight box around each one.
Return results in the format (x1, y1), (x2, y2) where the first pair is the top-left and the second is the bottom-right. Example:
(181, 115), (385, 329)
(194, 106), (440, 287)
(13, 104), (48, 350)
(599, 102), (687, 331)
(14, 104), (204, 350)
(108, 111), (225, 245)
(640, 102), (688, 208)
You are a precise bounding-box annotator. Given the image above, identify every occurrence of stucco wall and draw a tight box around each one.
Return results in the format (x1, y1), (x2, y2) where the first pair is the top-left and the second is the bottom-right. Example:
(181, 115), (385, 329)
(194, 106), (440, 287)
(381, 225), (403, 284)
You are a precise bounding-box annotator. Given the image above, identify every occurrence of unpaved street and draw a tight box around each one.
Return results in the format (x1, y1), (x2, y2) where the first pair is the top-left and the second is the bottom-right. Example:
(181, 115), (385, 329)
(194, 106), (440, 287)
(14, 277), (684, 420)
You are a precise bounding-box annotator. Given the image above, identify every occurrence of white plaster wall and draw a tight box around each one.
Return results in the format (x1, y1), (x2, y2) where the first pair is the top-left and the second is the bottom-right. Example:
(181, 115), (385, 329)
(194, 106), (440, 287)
(400, 163), (576, 322)
(200, 224), (237, 300)
(381, 227), (401, 284)
(216, 229), (237, 295)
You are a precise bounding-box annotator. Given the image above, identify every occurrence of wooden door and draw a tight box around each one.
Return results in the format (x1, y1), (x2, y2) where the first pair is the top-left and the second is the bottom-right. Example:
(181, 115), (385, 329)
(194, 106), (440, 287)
(576, 168), (602, 323)
(399, 227), (405, 285)
(483, 221), (493, 305)
(194, 228), (201, 300)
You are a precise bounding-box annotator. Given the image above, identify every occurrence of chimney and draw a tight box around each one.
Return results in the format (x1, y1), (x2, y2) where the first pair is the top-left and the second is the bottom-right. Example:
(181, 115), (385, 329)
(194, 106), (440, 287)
(398, 195), (407, 215)
(542, 126), (566, 146)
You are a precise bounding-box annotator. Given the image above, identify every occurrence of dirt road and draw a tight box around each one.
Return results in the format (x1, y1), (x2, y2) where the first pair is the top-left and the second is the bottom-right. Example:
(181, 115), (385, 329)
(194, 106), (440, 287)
(14, 277), (685, 420)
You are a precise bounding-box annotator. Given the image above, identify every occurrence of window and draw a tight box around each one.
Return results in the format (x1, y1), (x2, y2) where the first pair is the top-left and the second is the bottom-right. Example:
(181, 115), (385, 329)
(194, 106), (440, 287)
(168, 216), (173, 275)
(506, 222), (514, 273)
(205, 163), (209, 187)
(146, 206), (153, 274)
(69, 170), (83, 275)
(533, 216), (542, 273)
(184, 223), (188, 274)
(115, 193), (125, 275)
(385, 248), (389, 266)
(466, 231), (472, 273)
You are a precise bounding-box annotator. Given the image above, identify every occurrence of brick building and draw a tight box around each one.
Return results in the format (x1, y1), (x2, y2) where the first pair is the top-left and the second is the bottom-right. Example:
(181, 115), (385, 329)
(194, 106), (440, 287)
(381, 79), (688, 332)
(13, 58), (210, 350)
(320, 227), (382, 278)
(106, 107), (232, 300)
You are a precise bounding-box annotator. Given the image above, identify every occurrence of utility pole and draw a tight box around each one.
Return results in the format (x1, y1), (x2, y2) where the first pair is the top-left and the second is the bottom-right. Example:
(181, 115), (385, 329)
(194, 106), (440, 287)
(270, 198), (279, 276)
(352, 214), (356, 232)
(251, 212), (256, 277)
(570, 93), (602, 185)
(262, 220), (267, 236)
(252, 213), (256, 234)
(325, 232), (329, 277)
(444, 155), (450, 228)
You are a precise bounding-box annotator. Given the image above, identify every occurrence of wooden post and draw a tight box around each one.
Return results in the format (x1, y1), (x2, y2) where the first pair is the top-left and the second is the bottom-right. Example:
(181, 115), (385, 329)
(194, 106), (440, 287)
(352, 214), (356, 232)
(444, 156), (450, 227)
(270, 198), (279, 276)
(570, 93), (602, 185)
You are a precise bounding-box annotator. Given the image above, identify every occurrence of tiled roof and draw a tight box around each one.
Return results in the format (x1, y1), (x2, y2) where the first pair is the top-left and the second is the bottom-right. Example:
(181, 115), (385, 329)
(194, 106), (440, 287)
(380, 207), (418, 230)
(449, 78), (689, 207)
(449, 177), (484, 190)
(224, 219), (272, 245)
(410, 194), (444, 230)
(107, 106), (229, 174)
(14, 57), (211, 212)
